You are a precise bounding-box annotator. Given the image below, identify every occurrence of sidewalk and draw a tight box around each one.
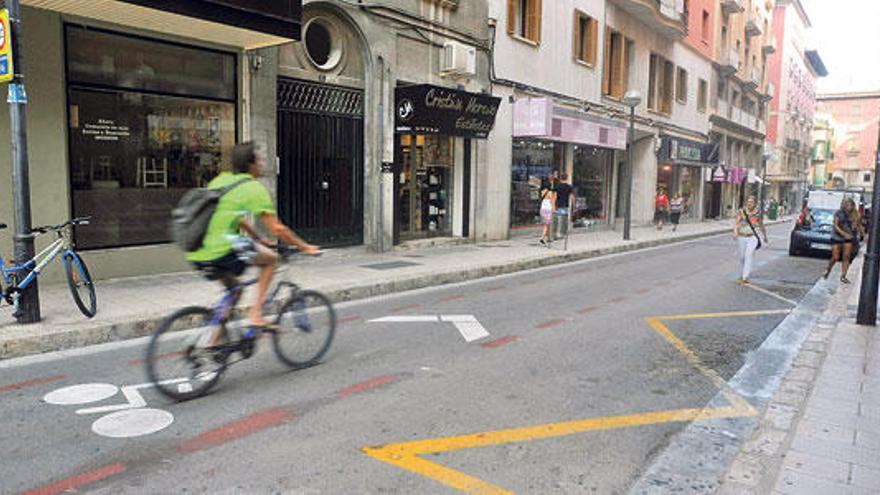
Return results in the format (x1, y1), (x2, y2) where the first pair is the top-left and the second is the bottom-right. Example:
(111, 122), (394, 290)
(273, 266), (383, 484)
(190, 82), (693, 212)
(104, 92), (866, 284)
(0, 218), (785, 360)
(719, 254), (880, 494)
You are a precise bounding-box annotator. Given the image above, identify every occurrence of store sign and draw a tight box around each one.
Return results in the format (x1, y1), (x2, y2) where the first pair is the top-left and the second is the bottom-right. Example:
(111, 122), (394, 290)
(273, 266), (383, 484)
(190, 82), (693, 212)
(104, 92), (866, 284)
(512, 98), (627, 150)
(395, 84), (501, 139)
(0, 9), (13, 83)
(712, 166), (727, 183)
(118, 0), (302, 39)
(659, 135), (718, 166)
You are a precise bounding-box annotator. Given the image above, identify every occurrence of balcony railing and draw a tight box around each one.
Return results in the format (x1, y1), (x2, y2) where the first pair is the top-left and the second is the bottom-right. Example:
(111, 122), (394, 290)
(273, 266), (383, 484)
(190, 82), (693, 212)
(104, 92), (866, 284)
(609, 0), (687, 39)
(762, 35), (777, 54)
(746, 66), (760, 88)
(720, 48), (740, 74)
(745, 14), (762, 37)
(720, 0), (745, 15)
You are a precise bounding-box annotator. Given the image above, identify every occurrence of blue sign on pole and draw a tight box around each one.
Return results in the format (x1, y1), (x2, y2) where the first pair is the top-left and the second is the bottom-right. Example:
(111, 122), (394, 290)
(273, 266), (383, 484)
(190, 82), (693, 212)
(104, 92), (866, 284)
(7, 81), (26, 104)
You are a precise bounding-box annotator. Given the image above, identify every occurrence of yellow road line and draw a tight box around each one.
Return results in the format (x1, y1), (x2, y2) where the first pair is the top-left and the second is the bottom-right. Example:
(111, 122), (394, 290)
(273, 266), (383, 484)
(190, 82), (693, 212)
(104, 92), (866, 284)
(654, 309), (791, 320)
(363, 405), (752, 494)
(736, 280), (799, 306)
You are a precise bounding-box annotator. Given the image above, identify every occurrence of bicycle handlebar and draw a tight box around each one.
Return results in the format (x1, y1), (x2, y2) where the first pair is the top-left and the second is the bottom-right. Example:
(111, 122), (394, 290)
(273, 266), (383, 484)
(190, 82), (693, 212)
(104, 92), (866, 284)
(31, 216), (92, 235)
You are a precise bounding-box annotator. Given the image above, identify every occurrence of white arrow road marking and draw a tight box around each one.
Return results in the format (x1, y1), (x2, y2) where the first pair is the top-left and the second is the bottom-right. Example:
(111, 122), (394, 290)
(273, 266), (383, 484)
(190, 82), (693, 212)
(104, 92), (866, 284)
(75, 379), (187, 415)
(368, 315), (490, 343)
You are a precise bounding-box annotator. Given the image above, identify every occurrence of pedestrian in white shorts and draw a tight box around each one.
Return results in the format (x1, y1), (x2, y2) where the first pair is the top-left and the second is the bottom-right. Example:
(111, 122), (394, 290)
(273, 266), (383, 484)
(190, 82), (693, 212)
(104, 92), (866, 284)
(733, 196), (768, 283)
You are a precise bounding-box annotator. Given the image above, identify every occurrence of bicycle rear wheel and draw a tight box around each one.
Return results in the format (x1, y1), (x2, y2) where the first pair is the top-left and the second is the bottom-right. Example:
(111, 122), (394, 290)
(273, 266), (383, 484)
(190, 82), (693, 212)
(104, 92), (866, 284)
(63, 252), (96, 318)
(272, 290), (336, 368)
(146, 306), (227, 401)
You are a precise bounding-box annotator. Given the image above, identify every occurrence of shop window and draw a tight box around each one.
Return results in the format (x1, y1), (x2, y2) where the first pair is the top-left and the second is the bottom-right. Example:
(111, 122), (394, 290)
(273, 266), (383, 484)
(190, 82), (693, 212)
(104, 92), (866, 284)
(676, 67), (688, 104)
(66, 27), (237, 250)
(602, 29), (631, 99)
(572, 145), (612, 224)
(510, 140), (563, 227)
(697, 79), (708, 112)
(397, 134), (455, 240)
(648, 53), (674, 114)
(507, 0), (542, 44)
(66, 26), (235, 101)
(573, 10), (597, 66)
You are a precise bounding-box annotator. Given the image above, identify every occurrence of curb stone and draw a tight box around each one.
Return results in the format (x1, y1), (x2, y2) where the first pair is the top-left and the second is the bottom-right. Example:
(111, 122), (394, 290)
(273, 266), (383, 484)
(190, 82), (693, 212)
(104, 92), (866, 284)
(0, 221), (787, 360)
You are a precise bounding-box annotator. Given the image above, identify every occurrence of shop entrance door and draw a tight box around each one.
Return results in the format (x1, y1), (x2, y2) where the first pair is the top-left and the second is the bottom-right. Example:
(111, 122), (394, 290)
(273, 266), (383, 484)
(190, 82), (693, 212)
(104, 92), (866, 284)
(394, 134), (454, 244)
(707, 182), (723, 218)
(277, 78), (364, 246)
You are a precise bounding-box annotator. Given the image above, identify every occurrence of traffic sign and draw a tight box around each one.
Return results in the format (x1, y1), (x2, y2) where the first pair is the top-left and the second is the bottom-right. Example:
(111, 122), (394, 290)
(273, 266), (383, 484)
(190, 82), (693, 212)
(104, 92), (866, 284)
(0, 9), (13, 83)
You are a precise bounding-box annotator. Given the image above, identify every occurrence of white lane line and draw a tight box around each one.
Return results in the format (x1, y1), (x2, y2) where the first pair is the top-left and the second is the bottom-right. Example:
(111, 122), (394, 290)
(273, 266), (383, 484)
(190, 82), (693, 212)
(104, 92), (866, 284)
(440, 315), (490, 342)
(369, 315), (490, 342)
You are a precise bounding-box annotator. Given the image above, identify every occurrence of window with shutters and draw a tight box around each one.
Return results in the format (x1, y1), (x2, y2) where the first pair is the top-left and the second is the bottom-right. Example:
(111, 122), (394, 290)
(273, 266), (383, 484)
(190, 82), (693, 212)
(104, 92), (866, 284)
(697, 79), (707, 112)
(676, 67), (688, 104)
(648, 53), (674, 114)
(507, 0), (542, 44)
(602, 28), (630, 99)
(573, 10), (597, 66)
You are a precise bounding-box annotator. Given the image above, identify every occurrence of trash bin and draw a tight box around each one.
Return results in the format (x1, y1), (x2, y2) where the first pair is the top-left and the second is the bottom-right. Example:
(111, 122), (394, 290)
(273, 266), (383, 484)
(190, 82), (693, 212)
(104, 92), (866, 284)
(552, 210), (570, 240)
(768, 203), (778, 220)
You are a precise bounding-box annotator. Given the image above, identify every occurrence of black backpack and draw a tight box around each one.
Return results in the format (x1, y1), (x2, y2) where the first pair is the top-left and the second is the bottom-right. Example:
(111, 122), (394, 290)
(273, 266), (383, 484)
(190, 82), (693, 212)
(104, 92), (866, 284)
(170, 178), (250, 252)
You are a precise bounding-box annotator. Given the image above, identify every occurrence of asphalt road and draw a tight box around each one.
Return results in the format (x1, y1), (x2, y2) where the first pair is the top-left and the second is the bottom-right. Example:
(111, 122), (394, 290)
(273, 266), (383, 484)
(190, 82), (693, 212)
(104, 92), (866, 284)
(0, 223), (828, 494)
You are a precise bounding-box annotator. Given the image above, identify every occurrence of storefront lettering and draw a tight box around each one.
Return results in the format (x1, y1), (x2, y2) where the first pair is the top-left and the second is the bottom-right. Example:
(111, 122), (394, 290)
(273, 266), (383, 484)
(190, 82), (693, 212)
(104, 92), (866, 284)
(455, 116), (493, 133)
(465, 97), (498, 116)
(82, 119), (131, 142)
(673, 142), (702, 162)
(425, 88), (463, 112)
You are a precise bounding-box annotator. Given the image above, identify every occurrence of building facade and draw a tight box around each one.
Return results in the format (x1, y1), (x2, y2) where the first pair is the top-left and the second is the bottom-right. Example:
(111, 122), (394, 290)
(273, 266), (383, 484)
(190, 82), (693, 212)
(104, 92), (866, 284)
(810, 112), (836, 188)
(765, 0), (826, 209)
(814, 92), (880, 192)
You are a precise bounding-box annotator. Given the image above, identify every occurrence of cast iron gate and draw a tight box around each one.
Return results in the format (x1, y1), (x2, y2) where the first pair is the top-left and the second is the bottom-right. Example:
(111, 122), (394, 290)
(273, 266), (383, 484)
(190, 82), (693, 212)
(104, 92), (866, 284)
(277, 78), (364, 246)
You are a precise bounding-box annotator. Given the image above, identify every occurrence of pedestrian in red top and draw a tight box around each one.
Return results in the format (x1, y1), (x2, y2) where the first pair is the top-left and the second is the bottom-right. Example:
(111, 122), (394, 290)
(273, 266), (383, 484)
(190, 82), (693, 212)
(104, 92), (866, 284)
(654, 187), (670, 230)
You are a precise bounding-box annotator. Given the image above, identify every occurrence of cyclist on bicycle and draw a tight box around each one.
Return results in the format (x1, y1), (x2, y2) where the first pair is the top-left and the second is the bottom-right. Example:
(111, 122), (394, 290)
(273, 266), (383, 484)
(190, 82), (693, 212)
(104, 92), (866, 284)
(187, 141), (319, 334)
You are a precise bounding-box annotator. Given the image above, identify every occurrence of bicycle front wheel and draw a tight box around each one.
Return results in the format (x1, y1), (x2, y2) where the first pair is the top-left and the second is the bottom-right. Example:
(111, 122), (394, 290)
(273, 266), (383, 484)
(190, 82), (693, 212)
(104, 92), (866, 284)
(273, 290), (336, 368)
(63, 252), (96, 318)
(146, 306), (227, 401)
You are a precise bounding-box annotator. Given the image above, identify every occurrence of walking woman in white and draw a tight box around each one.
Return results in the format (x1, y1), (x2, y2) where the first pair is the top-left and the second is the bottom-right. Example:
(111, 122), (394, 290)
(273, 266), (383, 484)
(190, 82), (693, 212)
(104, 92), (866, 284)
(733, 196), (769, 283)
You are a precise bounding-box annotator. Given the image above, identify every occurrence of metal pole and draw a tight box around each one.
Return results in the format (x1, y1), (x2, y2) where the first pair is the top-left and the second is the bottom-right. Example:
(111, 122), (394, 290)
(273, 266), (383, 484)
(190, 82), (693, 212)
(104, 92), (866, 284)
(623, 106), (635, 241)
(759, 153), (767, 216)
(7, 0), (39, 323)
(856, 122), (880, 325)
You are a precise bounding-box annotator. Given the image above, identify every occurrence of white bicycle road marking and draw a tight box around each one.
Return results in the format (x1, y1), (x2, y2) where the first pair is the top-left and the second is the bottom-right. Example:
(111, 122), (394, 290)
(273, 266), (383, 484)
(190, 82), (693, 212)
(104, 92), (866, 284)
(44, 378), (189, 439)
(369, 314), (490, 342)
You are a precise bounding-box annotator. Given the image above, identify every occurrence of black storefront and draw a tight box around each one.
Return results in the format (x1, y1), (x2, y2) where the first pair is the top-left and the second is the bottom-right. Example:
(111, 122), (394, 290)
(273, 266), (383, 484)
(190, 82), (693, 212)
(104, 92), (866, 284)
(393, 84), (500, 244)
(656, 135), (718, 221)
(119, 0), (301, 38)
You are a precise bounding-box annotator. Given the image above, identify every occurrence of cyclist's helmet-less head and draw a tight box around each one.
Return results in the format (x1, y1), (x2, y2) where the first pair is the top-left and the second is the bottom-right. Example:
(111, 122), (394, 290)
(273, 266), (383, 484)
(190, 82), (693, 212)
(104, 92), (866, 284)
(232, 141), (258, 174)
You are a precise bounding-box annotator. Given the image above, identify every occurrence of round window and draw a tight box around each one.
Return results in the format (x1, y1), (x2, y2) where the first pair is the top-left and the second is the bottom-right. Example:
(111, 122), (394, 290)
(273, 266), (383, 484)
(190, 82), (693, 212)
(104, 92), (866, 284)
(304, 18), (342, 70)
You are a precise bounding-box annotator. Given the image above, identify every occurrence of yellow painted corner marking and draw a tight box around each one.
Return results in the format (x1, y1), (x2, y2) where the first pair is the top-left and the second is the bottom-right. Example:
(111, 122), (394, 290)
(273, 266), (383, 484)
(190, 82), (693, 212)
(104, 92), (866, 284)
(736, 280), (799, 306)
(363, 308), (774, 492)
(363, 405), (753, 495)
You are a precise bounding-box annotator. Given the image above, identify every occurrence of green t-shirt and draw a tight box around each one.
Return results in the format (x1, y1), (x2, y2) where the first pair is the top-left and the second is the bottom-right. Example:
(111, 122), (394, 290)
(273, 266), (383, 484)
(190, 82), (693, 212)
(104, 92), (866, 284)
(186, 172), (276, 262)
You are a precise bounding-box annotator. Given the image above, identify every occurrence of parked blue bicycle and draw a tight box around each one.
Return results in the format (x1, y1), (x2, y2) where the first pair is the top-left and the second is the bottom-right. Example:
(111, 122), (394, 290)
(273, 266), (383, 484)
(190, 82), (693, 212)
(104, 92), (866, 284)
(0, 217), (96, 319)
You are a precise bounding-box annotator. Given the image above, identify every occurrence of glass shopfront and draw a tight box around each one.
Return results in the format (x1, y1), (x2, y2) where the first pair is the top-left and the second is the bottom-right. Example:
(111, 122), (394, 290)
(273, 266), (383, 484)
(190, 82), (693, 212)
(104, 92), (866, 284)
(510, 140), (564, 228)
(66, 26), (237, 249)
(572, 145), (613, 226)
(397, 134), (454, 240)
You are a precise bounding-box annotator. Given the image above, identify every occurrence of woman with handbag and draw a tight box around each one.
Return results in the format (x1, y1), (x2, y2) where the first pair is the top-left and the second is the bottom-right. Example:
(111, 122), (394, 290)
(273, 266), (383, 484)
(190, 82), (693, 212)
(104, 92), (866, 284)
(539, 173), (557, 245)
(824, 197), (858, 283)
(654, 187), (670, 230)
(733, 196), (768, 283)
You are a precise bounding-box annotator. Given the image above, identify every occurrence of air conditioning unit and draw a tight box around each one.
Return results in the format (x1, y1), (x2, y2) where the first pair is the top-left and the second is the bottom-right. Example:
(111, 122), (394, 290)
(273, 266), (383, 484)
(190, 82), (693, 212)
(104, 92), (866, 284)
(441, 41), (476, 77)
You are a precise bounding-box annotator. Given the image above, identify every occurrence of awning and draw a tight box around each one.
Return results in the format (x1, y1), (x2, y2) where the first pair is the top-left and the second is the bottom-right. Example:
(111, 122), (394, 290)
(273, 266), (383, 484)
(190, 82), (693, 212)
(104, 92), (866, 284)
(657, 135), (719, 167)
(24, 0), (301, 48)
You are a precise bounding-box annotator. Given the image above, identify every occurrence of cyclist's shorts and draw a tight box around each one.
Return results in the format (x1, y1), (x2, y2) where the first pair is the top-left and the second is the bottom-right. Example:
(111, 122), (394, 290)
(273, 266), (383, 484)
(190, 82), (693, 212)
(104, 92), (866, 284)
(192, 252), (246, 277)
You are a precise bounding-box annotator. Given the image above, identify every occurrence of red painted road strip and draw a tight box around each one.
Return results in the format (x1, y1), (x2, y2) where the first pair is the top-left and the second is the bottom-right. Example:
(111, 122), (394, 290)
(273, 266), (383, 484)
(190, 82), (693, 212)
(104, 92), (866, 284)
(0, 374), (65, 393)
(536, 319), (565, 329)
(439, 294), (465, 302)
(576, 306), (600, 315)
(178, 409), (292, 453)
(635, 288), (651, 295)
(607, 296), (627, 303)
(336, 375), (395, 398)
(22, 462), (126, 495)
(480, 335), (519, 349)
(338, 316), (362, 325)
(390, 303), (420, 313)
(484, 286), (503, 293)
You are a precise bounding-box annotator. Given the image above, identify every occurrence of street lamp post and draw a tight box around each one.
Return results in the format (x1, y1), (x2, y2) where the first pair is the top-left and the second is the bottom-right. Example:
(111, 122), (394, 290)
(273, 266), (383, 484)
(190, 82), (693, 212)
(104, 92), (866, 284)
(622, 90), (642, 241)
(856, 122), (880, 325)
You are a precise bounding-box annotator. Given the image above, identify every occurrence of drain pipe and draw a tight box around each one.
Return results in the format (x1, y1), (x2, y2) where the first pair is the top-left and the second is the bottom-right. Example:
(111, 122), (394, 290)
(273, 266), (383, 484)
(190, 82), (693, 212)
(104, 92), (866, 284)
(376, 55), (386, 253)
